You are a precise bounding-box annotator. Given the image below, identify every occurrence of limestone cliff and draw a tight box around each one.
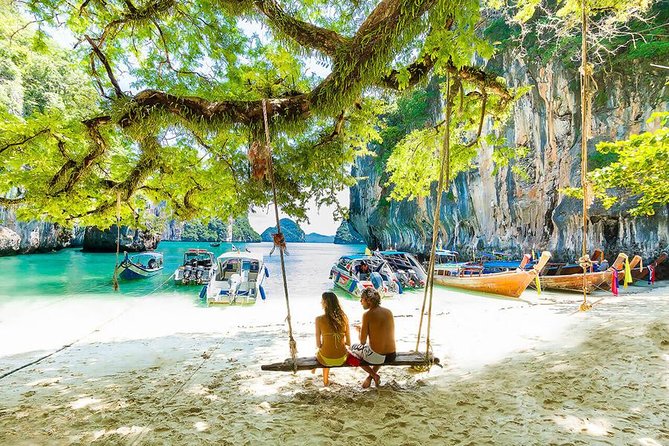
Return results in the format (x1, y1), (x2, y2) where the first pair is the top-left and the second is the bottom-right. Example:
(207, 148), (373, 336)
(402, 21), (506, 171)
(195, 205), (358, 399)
(334, 220), (366, 245)
(349, 57), (668, 262)
(83, 226), (160, 252)
(0, 207), (83, 256)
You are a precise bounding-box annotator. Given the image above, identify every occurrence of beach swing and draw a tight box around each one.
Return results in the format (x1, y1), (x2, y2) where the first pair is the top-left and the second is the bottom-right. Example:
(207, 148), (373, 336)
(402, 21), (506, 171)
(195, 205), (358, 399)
(259, 74), (459, 374)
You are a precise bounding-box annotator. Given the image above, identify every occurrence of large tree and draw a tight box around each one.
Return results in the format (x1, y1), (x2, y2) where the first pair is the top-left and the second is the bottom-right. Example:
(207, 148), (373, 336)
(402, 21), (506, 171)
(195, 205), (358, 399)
(0, 0), (514, 227)
(0, 0), (657, 229)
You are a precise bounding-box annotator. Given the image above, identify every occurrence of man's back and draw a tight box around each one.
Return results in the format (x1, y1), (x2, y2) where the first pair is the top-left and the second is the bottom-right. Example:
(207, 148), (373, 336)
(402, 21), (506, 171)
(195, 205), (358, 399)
(365, 306), (395, 355)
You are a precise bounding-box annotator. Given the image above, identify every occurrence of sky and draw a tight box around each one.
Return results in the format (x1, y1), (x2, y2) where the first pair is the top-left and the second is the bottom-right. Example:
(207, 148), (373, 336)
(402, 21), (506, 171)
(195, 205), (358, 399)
(248, 189), (349, 236)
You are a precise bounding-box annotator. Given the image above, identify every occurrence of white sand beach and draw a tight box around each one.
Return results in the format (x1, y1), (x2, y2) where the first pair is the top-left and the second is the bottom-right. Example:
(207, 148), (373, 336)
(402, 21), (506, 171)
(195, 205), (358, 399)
(1, 284), (668, 445)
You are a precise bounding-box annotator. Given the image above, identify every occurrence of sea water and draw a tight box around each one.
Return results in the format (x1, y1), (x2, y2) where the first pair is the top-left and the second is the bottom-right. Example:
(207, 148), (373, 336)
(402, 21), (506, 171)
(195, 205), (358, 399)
(0, 241), (367, 300)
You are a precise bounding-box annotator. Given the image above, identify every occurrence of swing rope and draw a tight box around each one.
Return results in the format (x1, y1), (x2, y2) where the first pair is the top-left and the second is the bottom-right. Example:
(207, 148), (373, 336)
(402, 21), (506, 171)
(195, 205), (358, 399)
(579, 0), (593, 312)
(262, 99), (297, 370)
(112, 191), (121, 291)
(416, 73), (453, 363)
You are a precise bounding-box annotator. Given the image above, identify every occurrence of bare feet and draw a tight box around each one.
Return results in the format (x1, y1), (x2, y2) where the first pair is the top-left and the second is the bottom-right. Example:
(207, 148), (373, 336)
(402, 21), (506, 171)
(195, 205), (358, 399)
(362, 375), (373, 389)
(362, 373), (380, 388)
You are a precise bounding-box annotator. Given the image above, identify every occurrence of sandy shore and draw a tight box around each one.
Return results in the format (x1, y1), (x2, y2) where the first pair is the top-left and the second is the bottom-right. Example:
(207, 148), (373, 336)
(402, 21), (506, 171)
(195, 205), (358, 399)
(1, 283), (668, 445)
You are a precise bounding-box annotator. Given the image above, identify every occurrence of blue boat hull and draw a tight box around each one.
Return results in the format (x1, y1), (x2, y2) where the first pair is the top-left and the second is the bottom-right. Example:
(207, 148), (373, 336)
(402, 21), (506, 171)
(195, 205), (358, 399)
(117, 261), (162, 280)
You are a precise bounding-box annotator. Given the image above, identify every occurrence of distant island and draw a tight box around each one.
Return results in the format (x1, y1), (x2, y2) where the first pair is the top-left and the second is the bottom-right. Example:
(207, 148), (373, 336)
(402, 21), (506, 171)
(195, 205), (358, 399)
(305, 233), (335, 243)
(261, 218), (305, 242)
(181, 216), (261, 242)
(260, 219), (335, 243)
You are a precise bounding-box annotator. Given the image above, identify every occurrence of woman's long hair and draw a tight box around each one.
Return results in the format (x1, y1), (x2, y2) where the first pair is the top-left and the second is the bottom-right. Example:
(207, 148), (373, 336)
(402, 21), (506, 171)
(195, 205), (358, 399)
(322, 292), (347, 334)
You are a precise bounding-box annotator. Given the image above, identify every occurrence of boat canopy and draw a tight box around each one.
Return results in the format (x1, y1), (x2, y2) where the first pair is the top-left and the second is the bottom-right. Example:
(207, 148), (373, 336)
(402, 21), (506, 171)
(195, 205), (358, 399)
(130, 252), (163, 261)
(217, 251), (263, 262)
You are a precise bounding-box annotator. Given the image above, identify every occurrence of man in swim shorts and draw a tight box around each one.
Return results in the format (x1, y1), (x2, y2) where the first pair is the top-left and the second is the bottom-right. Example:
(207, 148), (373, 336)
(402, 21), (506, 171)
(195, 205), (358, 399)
(350, 288), (396, 388)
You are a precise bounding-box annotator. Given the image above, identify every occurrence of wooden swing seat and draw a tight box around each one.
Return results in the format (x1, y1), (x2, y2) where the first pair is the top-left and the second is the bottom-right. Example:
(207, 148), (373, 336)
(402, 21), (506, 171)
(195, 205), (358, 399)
(261, 352), (439, 371)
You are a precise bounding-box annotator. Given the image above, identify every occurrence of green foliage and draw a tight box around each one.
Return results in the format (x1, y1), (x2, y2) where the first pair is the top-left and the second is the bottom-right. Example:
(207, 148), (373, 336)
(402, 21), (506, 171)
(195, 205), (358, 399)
(484, 18), (521, 51)
(232, 216), (261, 242)
(385, 80), (522, 200)
(4, 0), (658, 229)
(589, 112), (669, 216)
(182, 220), (221, 242)
(491, 141), (530, 180)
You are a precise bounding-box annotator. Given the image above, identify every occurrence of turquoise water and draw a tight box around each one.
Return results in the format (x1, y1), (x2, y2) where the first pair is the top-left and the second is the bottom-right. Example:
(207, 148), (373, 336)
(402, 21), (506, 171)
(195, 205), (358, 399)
(0, 242), (367, 300)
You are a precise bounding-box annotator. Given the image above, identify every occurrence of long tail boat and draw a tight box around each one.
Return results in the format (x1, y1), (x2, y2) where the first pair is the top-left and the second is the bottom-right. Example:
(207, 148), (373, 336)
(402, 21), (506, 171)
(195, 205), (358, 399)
(631, 252), (667, 283)
(432, 251), (551, 298)
(537, 253), (627, 293)
(540, 248), (605, 276)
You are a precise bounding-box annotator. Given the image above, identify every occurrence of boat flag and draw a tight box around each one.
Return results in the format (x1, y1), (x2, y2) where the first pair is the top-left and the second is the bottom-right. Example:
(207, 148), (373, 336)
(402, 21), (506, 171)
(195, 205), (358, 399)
(648, 265), (655, 285)
(611, 269), (619, 296)
(624, 257), (633, 288)
(535, 275), (541, 295)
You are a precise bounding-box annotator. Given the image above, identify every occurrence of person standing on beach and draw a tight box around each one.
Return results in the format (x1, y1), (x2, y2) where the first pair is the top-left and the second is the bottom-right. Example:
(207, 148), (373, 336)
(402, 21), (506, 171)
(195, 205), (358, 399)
(350, 288), (396, 388)
(315, 292), (351, 386)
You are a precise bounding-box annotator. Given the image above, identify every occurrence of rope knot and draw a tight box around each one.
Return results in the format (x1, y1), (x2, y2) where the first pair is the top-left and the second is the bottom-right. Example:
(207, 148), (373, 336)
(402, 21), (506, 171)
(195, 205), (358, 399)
(269, 232), (288, 256)
(578, 254), (593, 270)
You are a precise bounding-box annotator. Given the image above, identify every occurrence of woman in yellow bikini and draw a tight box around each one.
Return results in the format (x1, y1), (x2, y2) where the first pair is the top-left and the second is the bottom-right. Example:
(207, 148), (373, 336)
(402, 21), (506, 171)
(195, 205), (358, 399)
(315, 292), (351, 386)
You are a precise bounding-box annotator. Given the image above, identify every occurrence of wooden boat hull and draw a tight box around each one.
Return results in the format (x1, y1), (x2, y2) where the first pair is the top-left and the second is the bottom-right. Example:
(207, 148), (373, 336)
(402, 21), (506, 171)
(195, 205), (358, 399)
(631, 252), (667, 282)
(537, 253), (628, 293)
(536, 270), (611, 293)
(433, 269), (538, 298)
(432, 251), (551, 298)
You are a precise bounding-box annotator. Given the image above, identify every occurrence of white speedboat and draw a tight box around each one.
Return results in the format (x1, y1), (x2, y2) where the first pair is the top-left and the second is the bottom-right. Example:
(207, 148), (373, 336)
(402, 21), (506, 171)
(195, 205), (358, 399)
(200, 251), (269, 305)
(174, 249), (216, 285)
(329, 255), (401, 297)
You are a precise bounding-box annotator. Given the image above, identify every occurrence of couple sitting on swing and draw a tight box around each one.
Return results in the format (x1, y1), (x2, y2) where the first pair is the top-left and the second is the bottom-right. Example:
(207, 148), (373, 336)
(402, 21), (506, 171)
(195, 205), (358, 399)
(315, 288), (396, 387)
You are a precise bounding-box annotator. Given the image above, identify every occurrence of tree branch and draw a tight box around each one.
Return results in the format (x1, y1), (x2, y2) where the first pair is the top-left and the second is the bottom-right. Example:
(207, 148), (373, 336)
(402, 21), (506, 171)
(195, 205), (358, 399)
(0, 196), (25, 206)
(118, 89), (311, 127)
(49, 116), (112, 194)
(0, 129), (51, 154)
(447, 60), (513, 104)
(377, 54), (436, 90)
(85, 35), (124, 97)
(252, 0), (351, 58)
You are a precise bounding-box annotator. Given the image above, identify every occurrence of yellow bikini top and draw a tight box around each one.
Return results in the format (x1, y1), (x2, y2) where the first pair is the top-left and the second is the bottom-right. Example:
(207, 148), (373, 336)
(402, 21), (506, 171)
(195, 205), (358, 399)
(322, 331), (345, 344)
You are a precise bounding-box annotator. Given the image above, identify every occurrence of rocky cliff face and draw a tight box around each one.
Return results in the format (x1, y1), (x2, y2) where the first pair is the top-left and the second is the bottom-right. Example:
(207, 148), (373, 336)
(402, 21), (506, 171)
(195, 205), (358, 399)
(334, 220), (366, 244)
(350, 57), (668, 262)
(0, 207), (83, 256)
(83, 226), (160, 252)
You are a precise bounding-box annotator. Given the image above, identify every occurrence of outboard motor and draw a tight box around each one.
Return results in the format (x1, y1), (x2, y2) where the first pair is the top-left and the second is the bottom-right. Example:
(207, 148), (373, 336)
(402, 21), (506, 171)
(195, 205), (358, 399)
(195, 266), (205, 283)
(395, 270), (409, 287)
(183, 265), (193, 284)
(407, 269), (419, 287)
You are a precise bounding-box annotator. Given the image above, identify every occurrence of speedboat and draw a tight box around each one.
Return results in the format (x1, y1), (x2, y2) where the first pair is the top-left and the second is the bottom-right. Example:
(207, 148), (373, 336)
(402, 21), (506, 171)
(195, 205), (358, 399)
(200, 251), (269, 305)
(116, 252), (163, 280)
(373, 250), (426, 289)
(174, 249), (216, 285)
(329, 255), (401, 297)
